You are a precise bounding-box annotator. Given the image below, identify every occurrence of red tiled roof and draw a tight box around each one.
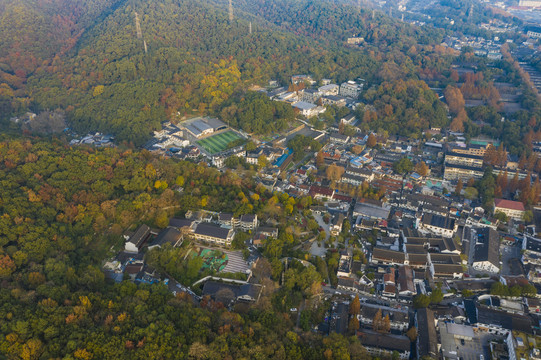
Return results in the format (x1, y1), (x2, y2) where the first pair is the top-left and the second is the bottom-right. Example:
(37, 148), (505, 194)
(494, 198), (525, 212)
(333, 194), (352, 202)
(309, 185), (334, 197)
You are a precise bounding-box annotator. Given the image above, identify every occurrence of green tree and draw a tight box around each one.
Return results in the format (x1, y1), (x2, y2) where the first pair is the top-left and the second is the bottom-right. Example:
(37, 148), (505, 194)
(413, 294), (430, 308)
(393, 158), (413, 175)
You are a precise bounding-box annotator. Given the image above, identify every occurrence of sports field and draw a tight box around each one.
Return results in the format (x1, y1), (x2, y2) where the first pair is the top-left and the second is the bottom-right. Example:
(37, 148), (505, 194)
(197, 131), (244, 154)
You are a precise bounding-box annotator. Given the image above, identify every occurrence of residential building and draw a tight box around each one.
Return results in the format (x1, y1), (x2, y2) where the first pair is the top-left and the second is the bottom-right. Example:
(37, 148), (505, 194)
(321, 95), (347, 107)
(339, 80), (363, 98)
(494, 198), (525, 221)
(239, 214), (258, 231)
(358, 331), (411, 360)
(218, 213), (235, 227)
(298, 88), (321, 103)
(193, 223), (235, 246)
(445, 152), (484, 168)
(347, 37), (364, 45)
(443, 163), (484, 181)
(292, 101), (326, 118)
(449, 144), (489, 157)
(291, 74), (316, 85)
(471, 227), (500, 274)
(318, 84), (340, 96)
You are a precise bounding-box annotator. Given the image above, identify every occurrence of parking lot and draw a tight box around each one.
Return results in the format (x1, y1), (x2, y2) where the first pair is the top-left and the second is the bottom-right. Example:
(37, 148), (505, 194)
(501, 243), (524, 276)
(439, 322), (503, 360)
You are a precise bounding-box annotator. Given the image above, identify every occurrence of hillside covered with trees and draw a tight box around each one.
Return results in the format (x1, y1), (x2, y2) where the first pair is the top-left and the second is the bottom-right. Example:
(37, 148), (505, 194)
(0, 0), (459, 145)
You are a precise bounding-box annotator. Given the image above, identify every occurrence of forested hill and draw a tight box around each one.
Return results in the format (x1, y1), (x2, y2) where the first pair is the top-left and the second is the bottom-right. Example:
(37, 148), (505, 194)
(0, 0), (451, 145)
(229, 0), (443, 46)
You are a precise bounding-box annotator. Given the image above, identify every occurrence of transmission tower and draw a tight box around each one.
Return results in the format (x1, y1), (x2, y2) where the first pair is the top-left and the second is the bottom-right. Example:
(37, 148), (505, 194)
(249, 22), (252, 34)
(229, 0), (234, 22)
(134, 11), (142, 39)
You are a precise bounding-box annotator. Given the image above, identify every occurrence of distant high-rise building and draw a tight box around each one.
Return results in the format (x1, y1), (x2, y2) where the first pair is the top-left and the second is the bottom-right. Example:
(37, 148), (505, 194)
(519, 0), (541, 7)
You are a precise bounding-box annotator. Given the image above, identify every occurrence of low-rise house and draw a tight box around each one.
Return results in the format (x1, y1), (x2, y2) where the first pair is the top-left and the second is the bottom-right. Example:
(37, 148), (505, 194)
(397, 265), (416, 296)
(353, 199), (391, 221)
(291, 74), (316, 85)
(256, 226), (278, 239)
(341, 173), (366, 186)
(168, 218), (196, 232)
(431, 263), (463, 279)
(309, 185), (334, 200)
(125, 224), (151, 253)
(148, 227), (183, 250)
(416, 308), (438, 360)
(340, 114), (357, 125)
(371, 248), (405, 266)
(345, 166), (374, 181)
(358, 304), (409, 331)
(337, 251), (352, 277)
(331, 213), (345, 236)
(419, 213), (458, 238)
(329, 132), (350, 144)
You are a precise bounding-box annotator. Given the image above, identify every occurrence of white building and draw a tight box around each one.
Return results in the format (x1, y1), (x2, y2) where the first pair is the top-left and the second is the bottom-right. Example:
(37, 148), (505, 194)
(292, 101), (326, 118)
(339, 80), (363, 99)
(318, 84), (339, 96)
